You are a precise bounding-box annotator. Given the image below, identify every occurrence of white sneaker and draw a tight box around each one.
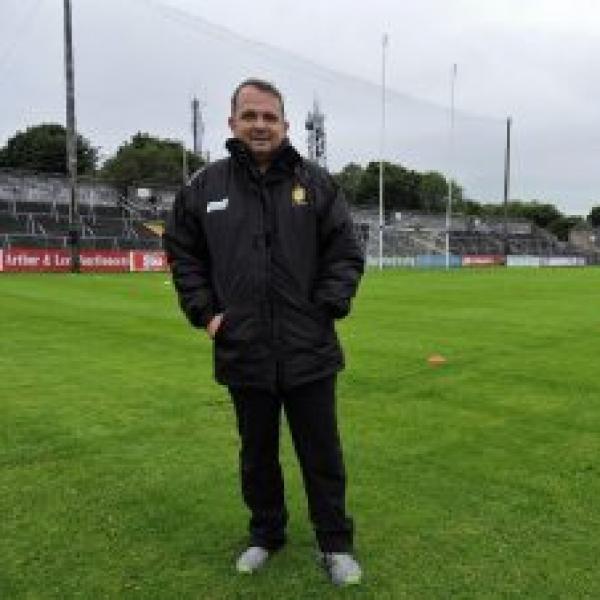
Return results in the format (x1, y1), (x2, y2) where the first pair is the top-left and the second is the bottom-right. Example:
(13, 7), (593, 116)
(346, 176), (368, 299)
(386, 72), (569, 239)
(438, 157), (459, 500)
(236, 546), (270, 574)
(319, 551), (362, 586)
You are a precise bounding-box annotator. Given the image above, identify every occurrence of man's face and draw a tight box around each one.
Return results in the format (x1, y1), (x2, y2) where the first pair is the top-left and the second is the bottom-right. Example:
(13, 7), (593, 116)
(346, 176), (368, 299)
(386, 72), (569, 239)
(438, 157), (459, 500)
(228, 85), (288, 166)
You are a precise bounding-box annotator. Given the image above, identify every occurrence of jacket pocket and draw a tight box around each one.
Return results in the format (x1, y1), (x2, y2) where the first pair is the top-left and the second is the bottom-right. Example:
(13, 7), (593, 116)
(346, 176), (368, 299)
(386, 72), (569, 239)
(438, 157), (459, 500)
(214, 306), (259, 346)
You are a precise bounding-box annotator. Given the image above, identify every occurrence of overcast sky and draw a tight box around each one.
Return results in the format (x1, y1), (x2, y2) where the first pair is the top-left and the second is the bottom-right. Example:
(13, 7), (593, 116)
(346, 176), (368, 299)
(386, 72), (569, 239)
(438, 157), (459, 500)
(1, 0), (599, 214)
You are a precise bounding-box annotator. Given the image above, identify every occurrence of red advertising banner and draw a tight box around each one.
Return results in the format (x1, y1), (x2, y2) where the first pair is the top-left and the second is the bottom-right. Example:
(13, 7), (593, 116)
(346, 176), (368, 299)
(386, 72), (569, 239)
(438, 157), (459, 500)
(462, 254), (506, 267)
(2, 248), (71, 272)
(2, 248), (130, 272)
(80, 250), (130, 272)
(130, 251), (168, 272)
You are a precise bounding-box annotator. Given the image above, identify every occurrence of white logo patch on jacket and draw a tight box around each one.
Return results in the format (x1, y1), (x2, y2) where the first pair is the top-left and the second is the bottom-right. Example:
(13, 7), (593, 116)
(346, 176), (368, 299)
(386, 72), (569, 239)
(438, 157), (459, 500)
(207, 198), (229, 213)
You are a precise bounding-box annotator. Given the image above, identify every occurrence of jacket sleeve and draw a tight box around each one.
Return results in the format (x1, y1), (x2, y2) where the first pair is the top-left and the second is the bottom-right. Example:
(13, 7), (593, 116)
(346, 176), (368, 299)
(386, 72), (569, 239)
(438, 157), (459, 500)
(163, 182), (215, 328)
(313, 180), (365, 319)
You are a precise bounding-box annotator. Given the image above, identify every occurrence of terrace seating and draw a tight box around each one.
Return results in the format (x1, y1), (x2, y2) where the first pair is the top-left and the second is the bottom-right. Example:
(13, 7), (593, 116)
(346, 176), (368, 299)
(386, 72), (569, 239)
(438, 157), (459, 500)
(0, 172), (169, 250)
(449, 232), (504, 254)
(94, 205), (124, 219)
(80, 237), (117, 250)
(53, 203), (93, 217)
(15, 200), (54, 214)
(4, 191), (581, 259)
(34, 215), (67, 235)
(134, 207), (160, 220)
(0, 199), (15, 213)
(0, 213), (27, 234)
(84, 217), (128, 238)
(131, 237), (162, 250)
(1, 234), (66, 248)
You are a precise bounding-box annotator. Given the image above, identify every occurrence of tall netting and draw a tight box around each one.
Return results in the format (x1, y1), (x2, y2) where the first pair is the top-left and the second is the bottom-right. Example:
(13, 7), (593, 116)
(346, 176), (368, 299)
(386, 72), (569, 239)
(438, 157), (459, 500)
(1, 0), (501, 204)
(112, 2), (535, 262)
(117, 1), (507, 202)
(3, 0), (591, 262)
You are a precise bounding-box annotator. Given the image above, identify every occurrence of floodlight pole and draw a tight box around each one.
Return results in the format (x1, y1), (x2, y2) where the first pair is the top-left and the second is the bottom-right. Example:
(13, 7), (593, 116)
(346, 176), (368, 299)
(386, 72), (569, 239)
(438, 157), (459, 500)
(182, 140), (189, 184)
(378, 33), (388, 271)
(63, 0), (79, 272)
(503, 116), (512, 255)
(445, 63), (457, 270)
(192, 97), (200, 155)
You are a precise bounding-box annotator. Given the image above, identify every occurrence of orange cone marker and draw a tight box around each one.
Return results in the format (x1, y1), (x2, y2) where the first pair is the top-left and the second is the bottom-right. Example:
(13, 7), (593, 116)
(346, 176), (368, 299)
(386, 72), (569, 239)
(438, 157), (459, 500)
(427, 354), (447, 367)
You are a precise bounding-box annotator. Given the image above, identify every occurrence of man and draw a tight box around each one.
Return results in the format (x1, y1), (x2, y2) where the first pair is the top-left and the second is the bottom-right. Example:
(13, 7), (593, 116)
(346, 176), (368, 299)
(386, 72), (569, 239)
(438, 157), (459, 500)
(164, 78), (364, 586)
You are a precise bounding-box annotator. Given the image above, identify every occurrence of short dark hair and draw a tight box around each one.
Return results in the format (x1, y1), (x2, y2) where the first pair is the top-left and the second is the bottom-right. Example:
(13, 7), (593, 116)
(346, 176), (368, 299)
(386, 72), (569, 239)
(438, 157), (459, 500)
(231, 78), (285, 116)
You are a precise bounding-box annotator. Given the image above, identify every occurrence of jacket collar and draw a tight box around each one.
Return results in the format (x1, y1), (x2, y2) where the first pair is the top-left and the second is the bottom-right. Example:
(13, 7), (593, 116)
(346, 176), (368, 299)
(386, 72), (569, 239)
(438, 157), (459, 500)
(225, 138), (303, 181)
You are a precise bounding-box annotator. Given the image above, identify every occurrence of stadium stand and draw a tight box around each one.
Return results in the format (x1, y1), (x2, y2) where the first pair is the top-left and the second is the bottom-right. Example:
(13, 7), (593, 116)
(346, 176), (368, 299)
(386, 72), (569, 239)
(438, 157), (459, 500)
(0, 170), (594, 261)
(569, 224), (600, 264)
(0, 171), (163, 251)
(352, 208), (587, 259)
(0, 199), (14, 212)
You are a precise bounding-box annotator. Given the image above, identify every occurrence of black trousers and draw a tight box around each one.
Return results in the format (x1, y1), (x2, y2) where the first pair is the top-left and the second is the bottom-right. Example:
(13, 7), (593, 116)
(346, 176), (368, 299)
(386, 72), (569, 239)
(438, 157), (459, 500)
(228, 375), (354, 553)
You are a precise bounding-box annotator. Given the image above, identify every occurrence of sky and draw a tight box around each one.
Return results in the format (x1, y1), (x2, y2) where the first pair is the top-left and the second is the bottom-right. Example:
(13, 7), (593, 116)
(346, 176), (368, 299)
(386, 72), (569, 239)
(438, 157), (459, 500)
(1, 0), (599, 215)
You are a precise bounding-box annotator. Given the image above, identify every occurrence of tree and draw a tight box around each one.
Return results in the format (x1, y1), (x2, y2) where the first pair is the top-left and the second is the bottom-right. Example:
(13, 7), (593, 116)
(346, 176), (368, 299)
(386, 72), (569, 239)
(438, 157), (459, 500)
(472, 200), (583, 240)
(456, 199), (484, 215)
(388, 165), (422, 211)
(478, 200), (561, 227)
(518, 201), (563, 229)
(334, 161), (465, 213)
(447, 179), (464, 206)
(349, 162), (378, 208)
(418, 171), (448, 212)
(353, 161), (422, 211)
(333, 158), (584, 240)
(587, 206), (600, 228)
(0, 123), (97, 174)
(549, 215), (584, 241)
(101, 132), (204, 190)
(333, 162), (363, 205)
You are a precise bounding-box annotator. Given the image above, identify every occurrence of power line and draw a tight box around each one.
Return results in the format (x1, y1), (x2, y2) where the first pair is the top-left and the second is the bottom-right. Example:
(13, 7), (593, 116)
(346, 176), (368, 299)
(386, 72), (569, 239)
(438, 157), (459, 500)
(132, 0), (502, 124)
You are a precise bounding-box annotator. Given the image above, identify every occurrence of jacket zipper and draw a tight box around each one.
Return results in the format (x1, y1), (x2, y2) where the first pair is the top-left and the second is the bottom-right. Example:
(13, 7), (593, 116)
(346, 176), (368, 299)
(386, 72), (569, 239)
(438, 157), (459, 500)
(260, 181), (279, 389)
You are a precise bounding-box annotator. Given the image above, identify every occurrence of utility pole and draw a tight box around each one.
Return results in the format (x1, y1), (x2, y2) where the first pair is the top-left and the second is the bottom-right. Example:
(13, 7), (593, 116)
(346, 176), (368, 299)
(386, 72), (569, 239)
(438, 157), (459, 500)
(445, 63), (457, 270)
(378, 33), (388, 271)
(191, 96), (205, 159)
(192, 97), (199, 155)
(182, 141), (189, 184)
(63, 0), (79, 272)
(503, 116), (512, 256)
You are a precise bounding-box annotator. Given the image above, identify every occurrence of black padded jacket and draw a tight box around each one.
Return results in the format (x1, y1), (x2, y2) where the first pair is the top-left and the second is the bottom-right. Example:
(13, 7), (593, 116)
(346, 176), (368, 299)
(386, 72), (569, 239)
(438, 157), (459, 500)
(164, 139), (364, 390)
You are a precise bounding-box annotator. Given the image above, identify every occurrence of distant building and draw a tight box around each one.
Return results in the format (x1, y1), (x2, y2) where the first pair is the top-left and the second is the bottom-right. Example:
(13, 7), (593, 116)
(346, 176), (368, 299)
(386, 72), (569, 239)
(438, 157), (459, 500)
(570, 223), (600, 252)
(305, 99), (327, 169)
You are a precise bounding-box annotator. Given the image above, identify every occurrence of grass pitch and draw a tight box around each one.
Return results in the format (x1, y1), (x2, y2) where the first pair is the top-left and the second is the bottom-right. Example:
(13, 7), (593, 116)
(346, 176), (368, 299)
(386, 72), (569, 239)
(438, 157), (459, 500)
(1, 268), (599, 599)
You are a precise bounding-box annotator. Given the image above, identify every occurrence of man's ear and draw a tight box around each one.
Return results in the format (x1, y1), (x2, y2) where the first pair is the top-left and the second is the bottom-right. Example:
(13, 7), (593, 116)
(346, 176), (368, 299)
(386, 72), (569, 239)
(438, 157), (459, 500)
(228, 116), (235, 133)
(284, 120), (289, 134)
